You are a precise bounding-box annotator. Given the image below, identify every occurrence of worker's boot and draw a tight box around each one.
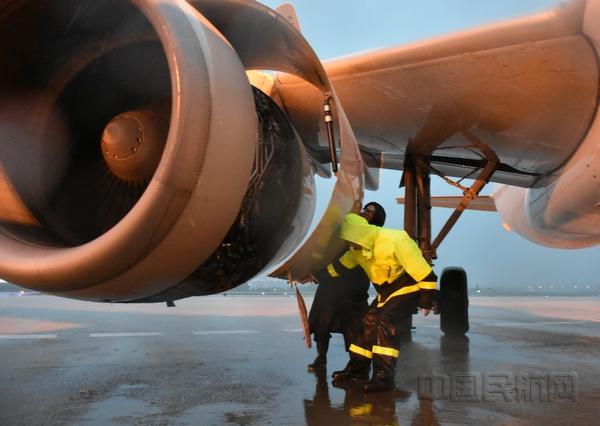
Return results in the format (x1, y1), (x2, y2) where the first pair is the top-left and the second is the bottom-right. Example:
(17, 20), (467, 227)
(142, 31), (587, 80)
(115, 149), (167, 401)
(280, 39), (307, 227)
(332, 357), (371, 382)
(363, 355), (396, 393)
(307, 338), (329, 371)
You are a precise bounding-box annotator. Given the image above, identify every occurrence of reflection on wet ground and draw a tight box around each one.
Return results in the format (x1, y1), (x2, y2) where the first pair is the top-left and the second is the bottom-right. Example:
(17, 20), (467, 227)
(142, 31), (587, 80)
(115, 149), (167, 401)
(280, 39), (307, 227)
(304, 367), (435, 425)
(0, 296), (598, 425)
(302, 336), (470, 425)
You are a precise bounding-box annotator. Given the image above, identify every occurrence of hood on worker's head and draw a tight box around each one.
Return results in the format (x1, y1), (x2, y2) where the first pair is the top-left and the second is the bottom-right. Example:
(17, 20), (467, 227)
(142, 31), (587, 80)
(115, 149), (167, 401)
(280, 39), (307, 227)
(340, 213), (378, 249)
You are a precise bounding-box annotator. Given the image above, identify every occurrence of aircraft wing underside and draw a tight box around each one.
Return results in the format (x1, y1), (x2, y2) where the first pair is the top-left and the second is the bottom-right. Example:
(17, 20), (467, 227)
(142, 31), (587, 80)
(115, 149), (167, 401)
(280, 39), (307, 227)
(276, 0), (599, 189)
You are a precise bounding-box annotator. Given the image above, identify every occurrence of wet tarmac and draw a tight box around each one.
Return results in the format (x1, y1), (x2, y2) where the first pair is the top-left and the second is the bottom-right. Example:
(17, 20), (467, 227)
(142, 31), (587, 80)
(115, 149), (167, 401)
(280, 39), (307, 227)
(0, 295), (598, 425)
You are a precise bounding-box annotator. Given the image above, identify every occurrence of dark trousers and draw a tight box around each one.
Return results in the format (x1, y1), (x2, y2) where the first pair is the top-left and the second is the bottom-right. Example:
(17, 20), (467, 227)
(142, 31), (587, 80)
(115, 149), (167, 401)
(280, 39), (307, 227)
(350, 292), (420, 382)
(314, 313), (363, 352)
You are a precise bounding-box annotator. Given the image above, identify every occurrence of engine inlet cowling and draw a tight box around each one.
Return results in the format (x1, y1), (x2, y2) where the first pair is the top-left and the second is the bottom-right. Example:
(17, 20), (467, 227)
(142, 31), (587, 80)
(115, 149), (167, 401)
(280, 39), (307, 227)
(0, 0), (257, 301)
(0, 0), (366, 302)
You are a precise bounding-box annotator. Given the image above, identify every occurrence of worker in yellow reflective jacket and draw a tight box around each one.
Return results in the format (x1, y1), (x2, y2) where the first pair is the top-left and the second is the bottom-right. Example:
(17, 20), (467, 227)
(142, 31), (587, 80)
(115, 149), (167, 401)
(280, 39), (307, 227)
(330, 213), (437, 392)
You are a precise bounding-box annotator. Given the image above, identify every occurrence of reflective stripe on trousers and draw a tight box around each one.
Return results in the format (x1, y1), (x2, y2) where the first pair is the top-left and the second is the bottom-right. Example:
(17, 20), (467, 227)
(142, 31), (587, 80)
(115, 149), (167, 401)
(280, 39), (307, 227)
(350, 344), (399, 358)
(372, 345), (399, 358)
(349, 343), (373, 359)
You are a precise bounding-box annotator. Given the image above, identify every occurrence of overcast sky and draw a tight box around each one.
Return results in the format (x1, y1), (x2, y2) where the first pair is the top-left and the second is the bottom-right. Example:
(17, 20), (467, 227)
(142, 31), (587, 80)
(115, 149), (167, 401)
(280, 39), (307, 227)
(256, 0), (600, 288)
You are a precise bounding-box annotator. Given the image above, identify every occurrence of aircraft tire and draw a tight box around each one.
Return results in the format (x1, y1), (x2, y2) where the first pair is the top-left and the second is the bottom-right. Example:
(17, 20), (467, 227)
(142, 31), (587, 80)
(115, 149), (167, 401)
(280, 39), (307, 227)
(440, 267), (469, 336)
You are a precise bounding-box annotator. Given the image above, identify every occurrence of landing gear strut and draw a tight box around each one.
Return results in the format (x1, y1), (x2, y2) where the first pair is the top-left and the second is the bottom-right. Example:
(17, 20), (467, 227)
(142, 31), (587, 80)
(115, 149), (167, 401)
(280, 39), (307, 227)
(401, 131), (498, 336)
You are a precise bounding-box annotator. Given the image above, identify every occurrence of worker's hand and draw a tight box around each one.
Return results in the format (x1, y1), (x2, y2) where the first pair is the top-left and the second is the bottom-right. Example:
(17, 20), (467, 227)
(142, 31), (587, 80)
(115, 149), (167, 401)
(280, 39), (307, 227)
(422, 308), (431, 317)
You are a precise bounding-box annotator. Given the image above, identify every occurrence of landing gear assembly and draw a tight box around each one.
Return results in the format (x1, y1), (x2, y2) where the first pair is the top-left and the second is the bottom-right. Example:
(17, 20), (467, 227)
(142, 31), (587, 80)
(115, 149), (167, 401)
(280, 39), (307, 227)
(400, 131), (498, 336)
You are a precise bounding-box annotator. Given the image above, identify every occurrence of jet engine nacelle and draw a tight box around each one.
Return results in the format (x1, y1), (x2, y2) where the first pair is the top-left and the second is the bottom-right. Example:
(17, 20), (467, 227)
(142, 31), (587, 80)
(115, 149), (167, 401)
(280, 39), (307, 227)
(0, 0), (334, 302)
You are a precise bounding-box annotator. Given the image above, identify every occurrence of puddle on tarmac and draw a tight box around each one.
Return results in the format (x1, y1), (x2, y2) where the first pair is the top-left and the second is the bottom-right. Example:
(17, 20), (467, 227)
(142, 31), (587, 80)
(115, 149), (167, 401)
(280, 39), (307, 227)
(79, 384), (159, 425)
(178, 402), (265, 424)
(80, 396), (161, 424)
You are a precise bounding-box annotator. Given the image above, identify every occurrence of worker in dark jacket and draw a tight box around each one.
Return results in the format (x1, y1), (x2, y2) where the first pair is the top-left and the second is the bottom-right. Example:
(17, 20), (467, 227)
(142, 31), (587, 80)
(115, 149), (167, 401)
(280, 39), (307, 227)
(330, 213), (437, 392)
(307, 202), (386, 371)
